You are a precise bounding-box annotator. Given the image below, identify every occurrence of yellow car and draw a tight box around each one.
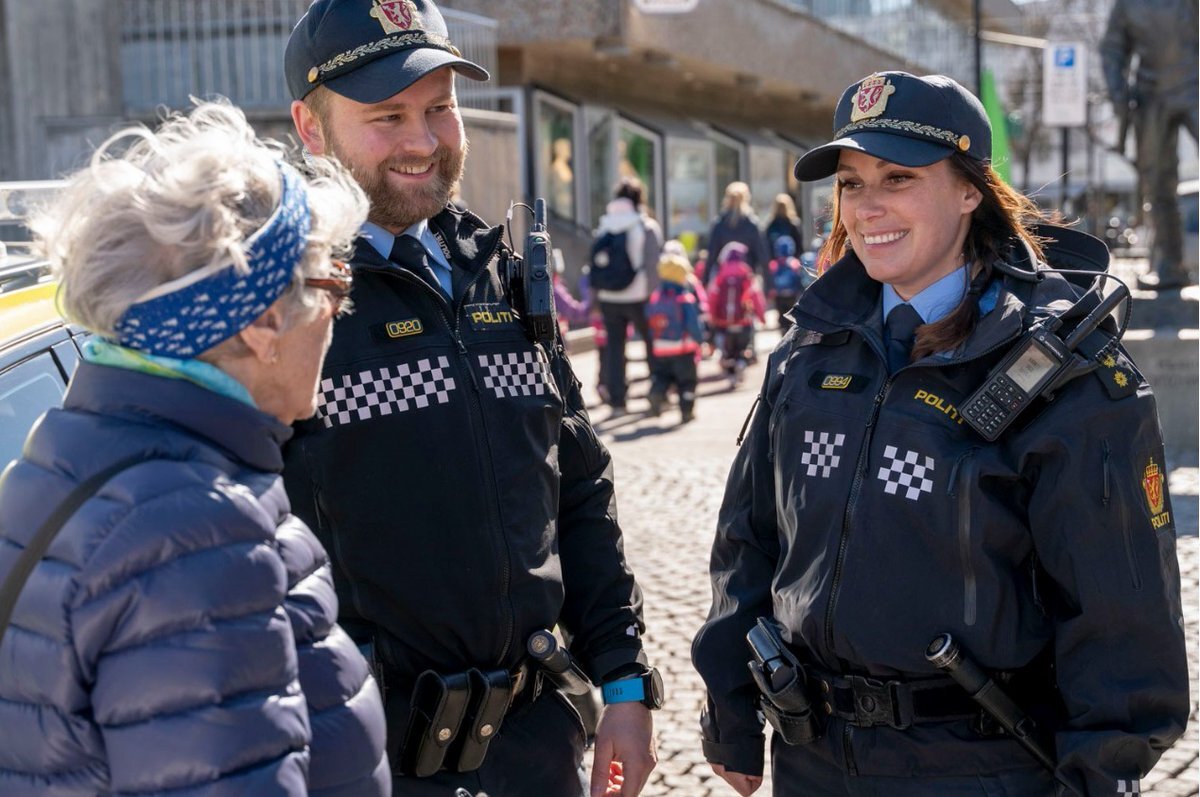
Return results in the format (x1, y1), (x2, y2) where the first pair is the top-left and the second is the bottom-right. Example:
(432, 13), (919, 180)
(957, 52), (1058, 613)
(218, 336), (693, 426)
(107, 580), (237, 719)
(0, 258), (87, 469)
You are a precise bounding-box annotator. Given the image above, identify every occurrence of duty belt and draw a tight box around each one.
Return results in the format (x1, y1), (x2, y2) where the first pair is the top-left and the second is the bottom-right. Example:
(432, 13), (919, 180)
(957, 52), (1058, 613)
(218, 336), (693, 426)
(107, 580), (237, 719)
(811, 670), (980, 730)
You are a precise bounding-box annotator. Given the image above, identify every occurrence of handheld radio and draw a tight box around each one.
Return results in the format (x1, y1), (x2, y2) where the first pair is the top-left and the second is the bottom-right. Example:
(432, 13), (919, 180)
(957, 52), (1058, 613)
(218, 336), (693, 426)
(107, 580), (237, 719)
(961, 284), (1130, 441)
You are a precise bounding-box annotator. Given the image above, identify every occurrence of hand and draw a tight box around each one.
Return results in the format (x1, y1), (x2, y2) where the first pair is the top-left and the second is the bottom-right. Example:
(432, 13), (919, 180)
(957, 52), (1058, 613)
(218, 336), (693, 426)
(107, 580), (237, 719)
(709, 763), (763, 796)
(589, 702), (656, 796)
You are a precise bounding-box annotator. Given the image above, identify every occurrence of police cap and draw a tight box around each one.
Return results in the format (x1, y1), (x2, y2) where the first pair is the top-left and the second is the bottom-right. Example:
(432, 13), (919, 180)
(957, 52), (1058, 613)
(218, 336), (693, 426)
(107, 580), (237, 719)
(285, 0), (489, 103)
(794, 71), (991, 182)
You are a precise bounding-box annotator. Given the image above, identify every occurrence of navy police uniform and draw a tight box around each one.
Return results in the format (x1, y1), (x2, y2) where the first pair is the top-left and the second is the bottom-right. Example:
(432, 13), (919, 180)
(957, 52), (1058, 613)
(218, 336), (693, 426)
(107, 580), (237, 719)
(284, 206), (647, 794)
(692, 249), (1188, 795)
(282, 2), (647, 793)
(692, 72), (1188, 796)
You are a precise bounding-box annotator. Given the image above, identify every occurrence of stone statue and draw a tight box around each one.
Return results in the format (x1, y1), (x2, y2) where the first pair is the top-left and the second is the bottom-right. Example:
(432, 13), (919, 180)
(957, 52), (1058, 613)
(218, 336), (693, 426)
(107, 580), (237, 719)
(1099, 0), (1199, 289)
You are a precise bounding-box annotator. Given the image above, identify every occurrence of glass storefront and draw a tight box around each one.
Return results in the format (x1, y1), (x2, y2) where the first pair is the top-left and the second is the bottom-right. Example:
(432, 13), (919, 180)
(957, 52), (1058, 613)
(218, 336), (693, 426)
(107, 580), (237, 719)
(666, 138), (714, 243)
(586, 108), (616, 229)
(749, 144), (786, 223)
(533, 93), (578, 222)
(619, 121), (659, 217)
(712, 133), (743, 204)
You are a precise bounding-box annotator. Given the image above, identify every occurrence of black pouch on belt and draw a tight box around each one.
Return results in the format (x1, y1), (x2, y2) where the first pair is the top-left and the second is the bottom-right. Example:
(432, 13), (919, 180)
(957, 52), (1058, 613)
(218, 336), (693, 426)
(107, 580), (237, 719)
(451, 668), (513, 773)
(401, 670), (471, 777)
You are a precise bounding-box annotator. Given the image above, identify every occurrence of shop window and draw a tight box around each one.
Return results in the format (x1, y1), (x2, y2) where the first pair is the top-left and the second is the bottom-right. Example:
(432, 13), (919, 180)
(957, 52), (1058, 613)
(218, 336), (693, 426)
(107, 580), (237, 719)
(667, 139), (714, 242)
(587, 110), (616, 230)
(712, 136), (743, 201)
(534, 93), (578, 222)
(619, 121), (661, 221)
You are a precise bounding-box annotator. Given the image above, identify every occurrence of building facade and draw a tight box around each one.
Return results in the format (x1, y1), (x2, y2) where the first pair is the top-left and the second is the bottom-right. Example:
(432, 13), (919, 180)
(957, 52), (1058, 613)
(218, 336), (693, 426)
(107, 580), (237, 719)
(0, 0), (1026, 270)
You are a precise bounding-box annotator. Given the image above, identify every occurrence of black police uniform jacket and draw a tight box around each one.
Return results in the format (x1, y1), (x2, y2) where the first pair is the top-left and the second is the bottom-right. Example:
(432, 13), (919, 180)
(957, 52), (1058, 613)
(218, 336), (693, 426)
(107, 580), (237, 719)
(283, 206), (646, 696)
(691, 246), (1188, 794)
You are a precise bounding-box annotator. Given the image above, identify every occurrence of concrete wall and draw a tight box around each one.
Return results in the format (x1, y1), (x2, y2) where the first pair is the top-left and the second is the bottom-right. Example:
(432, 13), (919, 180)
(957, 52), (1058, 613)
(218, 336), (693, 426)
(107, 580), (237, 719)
(1123, 328), (1199, 448)
(458, 108), (522, 228)
(1, 0), (125, 180)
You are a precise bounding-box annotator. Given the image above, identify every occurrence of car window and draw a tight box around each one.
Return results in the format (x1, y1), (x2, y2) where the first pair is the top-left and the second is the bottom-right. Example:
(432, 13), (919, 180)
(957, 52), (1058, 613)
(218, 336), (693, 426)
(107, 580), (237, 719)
(0, 352), (67, 469)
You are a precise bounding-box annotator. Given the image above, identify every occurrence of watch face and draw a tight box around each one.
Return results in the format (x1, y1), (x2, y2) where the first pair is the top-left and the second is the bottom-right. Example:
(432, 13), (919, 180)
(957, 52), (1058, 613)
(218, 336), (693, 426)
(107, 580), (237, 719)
(646, 668), (665, 709)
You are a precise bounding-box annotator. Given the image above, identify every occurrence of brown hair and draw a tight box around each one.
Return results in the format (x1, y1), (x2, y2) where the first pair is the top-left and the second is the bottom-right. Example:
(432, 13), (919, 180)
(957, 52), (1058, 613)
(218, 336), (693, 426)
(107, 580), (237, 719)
(614, 176), (645, 209)
(303, 85), (334, 131)
(816, 153), (1047, 360)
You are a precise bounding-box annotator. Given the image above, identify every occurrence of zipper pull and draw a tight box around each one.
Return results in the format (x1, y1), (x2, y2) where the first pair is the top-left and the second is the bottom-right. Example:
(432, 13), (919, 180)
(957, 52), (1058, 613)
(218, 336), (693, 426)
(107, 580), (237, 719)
(455, 333), (481, 391)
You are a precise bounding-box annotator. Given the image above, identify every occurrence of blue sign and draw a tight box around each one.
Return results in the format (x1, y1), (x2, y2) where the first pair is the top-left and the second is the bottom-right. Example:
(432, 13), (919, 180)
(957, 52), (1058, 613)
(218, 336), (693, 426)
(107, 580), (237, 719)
(1054, 46), (1076, 67)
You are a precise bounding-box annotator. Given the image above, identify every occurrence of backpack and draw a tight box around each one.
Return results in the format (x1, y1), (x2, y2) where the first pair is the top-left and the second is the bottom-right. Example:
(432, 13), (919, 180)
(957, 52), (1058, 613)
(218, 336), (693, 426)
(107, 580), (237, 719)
(770, 256), (804, 296)
(588, 230), (637, 291)
(711, 269), (754, 327)
(646, 288), (682, 335)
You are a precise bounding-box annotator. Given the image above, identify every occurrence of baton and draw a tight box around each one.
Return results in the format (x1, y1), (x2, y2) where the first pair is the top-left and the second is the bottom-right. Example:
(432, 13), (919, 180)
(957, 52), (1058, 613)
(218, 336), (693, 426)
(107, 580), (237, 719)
(926, 633), (1076, 792)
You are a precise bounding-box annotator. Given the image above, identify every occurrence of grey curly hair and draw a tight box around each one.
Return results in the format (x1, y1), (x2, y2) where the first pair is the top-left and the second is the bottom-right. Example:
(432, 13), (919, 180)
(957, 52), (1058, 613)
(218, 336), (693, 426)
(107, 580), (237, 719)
(32, 100), (367, 345)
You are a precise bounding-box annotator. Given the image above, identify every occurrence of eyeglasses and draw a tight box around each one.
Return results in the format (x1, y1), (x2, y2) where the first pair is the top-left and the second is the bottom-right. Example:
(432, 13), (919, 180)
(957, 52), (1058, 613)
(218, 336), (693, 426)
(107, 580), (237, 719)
(304, 260), (353, 317)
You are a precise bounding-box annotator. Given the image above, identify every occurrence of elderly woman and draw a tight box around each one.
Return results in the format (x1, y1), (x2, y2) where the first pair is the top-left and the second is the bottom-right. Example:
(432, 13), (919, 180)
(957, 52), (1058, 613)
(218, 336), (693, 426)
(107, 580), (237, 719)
(692, 72), (1187, 796)
(0, 103), (389, 795)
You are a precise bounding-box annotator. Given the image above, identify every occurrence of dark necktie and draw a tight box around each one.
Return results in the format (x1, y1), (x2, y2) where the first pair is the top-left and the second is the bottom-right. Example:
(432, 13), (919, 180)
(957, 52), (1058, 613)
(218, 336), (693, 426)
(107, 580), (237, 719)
(885, 303), (922, 373)
(389, 234), (447, 296)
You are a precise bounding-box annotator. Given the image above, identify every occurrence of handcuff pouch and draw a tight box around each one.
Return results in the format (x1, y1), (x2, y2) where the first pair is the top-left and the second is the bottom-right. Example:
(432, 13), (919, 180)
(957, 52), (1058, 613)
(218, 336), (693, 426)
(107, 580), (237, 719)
(400, 670), (471, 777)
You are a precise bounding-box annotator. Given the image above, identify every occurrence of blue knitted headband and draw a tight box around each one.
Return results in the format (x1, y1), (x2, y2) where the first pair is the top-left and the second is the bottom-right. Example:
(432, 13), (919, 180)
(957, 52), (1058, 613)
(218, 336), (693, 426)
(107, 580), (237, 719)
(113, 163), (312, 358)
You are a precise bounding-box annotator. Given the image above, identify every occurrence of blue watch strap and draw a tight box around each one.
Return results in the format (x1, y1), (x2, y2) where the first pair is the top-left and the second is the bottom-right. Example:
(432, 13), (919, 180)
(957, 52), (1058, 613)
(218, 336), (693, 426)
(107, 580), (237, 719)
(601, 676), (646, 705)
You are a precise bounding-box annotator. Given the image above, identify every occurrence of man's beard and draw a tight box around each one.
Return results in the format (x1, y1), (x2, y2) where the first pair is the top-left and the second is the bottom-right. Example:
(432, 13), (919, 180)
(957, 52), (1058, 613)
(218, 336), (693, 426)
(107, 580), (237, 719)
(330, 134), (467, 232)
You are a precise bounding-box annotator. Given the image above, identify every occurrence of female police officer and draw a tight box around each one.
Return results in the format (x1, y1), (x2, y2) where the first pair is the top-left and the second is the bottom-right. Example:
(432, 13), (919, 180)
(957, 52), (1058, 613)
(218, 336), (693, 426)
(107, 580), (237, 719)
(691, 72), (1188, 796)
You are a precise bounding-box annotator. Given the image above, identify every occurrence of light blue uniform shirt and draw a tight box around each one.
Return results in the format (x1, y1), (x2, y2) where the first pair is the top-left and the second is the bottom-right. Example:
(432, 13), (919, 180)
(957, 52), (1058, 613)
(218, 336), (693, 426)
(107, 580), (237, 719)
(881, 265), (968, 326)
(361, 219), (454, 296)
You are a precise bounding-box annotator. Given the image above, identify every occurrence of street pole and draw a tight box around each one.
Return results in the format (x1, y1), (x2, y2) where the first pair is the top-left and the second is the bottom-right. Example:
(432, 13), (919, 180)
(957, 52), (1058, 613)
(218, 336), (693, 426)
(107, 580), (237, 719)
(1086, 96), (1097, 236)
(973, 0), (983, 95)
(1060, 128), (1070, 214)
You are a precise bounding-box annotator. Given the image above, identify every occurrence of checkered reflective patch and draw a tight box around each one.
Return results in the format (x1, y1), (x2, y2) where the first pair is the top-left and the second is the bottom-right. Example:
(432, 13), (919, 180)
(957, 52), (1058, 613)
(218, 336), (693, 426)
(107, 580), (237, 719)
(477, 351), (550, 398)
(877, 444), (935, 501)
(1117, 779), (1140, 797)
(800, 431), (846, 478)
(317, 356), (456, 428)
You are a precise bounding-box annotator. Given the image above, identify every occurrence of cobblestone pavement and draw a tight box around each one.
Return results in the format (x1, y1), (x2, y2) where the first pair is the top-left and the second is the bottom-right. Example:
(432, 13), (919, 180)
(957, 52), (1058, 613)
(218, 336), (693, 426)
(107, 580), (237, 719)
(568, 331), (1199, 796)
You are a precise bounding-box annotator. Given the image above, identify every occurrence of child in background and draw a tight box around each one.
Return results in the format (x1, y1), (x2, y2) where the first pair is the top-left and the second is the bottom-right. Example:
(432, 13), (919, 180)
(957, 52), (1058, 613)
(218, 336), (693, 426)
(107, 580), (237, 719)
(709, 242), (766, 387)
(645, 253), (705, 423)
(578, 268), (610, 404)
(553, 253), (589, 338)
(765, 234), (809, 333)
(662, 239), (709, 315)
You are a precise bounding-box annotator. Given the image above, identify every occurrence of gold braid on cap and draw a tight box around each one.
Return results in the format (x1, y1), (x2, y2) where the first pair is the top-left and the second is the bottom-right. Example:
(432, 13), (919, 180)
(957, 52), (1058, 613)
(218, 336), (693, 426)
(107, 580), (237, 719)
(310, 31), (459, 83)
(835, 117), (965, 149)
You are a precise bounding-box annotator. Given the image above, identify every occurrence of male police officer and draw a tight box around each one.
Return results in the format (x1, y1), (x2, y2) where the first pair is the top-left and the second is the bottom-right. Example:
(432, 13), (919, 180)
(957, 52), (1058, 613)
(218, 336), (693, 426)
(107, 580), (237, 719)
(281, 1), (659, 795)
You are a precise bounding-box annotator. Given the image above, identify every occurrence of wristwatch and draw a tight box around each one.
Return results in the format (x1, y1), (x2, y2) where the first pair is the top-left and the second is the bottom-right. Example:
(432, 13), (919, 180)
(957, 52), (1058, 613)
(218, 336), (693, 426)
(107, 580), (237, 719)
(600, 667), (665, 710)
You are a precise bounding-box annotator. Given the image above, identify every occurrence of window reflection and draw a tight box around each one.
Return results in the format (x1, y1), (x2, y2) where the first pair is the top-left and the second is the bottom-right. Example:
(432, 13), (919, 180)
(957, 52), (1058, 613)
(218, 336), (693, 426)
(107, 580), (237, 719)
(535, 98), (576, 221)
(667, 140), (713, 241)
(713, 139), (741, 202)
(588, 112), (614, 229)
(619, 127), (656, 214)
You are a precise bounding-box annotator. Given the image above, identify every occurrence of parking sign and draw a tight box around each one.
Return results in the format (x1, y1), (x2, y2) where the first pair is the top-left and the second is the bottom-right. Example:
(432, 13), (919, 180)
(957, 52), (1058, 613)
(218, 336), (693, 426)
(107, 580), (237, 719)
(1043, 42), (1087, 127)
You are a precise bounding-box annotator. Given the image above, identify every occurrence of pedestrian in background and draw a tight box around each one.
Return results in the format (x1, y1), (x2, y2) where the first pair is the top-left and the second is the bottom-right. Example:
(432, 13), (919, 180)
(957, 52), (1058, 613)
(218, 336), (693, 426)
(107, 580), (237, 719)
(692, 71), (1187, 796)
(764, 235), (810, 333)
(554, 254), (590, 338)
(706, 182), (769, 277)
(0, 101), (389, 795)
(763, 192), (804, 261)
(663, 238), (709, 316)
(645, 253), (705, 424)
(708, 242), (766, 387)
(283, 1), (658, 794)
(592, 177), (664, 417)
